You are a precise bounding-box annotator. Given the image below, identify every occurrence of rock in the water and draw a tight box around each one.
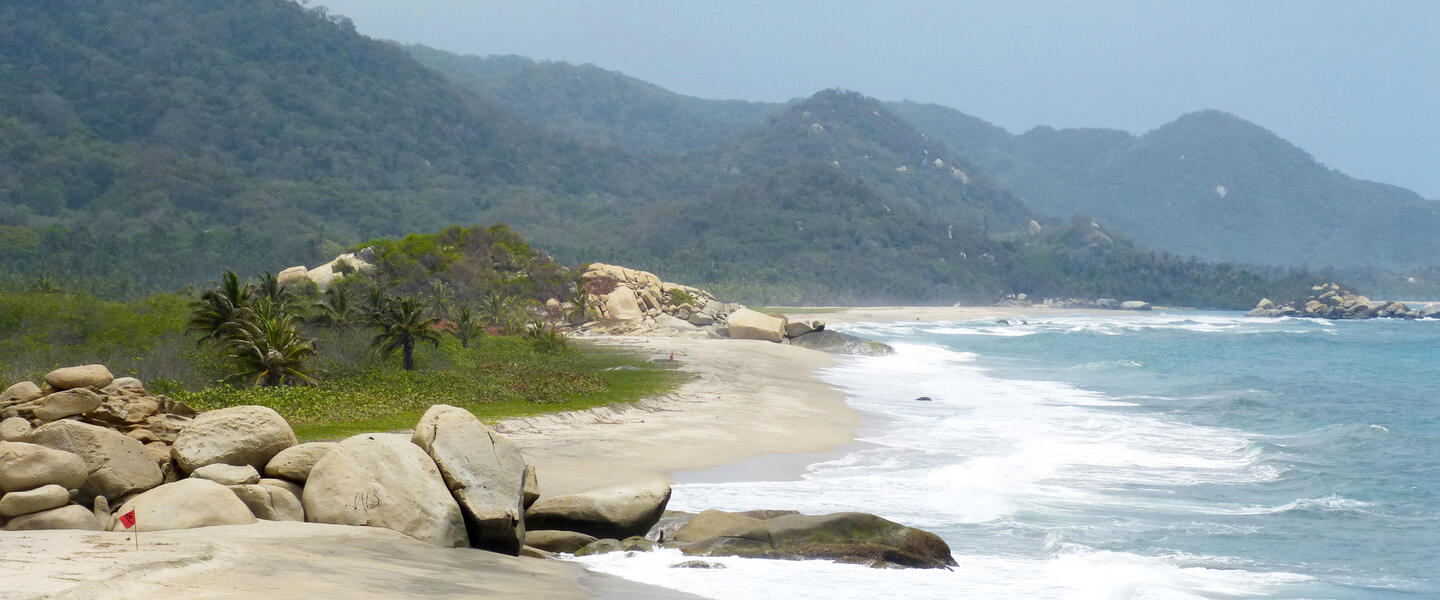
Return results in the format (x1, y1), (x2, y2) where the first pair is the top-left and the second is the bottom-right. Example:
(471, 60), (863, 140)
(264, 442), (336, 483)
(522, 465), (540, 509)
(411, 405), (526, 555)
(1421, 303), (1440, 319)
(574, 538), (623, 557)
(4, 504), (101, 531)
(171, 405), (297, 473)
(0, 416), (32, 441)
(229, 483), (303, 521)
(783, 320), (822, 338)
(32, 388), (103, 422)
(28, 420), (163, 502)
(44, 365), (114, 391)
(190, 463), (261, 486)
(525, 529), (598, 554)
(0, 484), (71, 518)
(0, 441), (88, 492)
(1119, 300), (1152, 311)
(1, 381), (42, 407)
(675, 510), (957, 569)
(788, 330), (896, 356)
(724, 308), (787, 343)
(303, 433), (468, 548)
(111, 478), (256, 531)
(670, 560), (727, 569)
(525, 480), (671, 540)
(621, 536), (657, 552)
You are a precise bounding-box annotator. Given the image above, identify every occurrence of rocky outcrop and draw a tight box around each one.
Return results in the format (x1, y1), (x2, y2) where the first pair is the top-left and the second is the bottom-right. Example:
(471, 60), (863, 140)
(1247, 282), (1433, 320)
(525, 480), (671, 540)
(411, 405), (527, 555)
(788, 330), (896, 356)
(579, 263), (718, 323)
(672, 510), (956, 569)
(29, 420), (164, 502)
(110, 478), (256, 532)
(279, 248), (377, 292)
(172, 405), (297, 473)
(303, 433), (469, 548)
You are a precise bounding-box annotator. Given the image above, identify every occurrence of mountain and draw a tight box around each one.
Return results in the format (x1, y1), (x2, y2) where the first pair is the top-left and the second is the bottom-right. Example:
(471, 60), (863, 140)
(891, 102), (1440, 271)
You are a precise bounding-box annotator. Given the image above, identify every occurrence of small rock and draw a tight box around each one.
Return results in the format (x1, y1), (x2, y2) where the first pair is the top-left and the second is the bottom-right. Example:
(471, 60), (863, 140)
(0, 416), (32, 441)
(525, 530), (599, 554)
(4, 504), (101, 531)
(574, 538), (623, 557)
(522, 464), (540, 510)
(670, 560), (727, 569)
(190, 463), (261, 486)
(228, 483), (303, 521)
(0, 484), (71, 518)
(914, 396), (933, 402)
(621, 536), (657, 552)
(44, 365), (114, 391)
(1, 382), (42, 407)
(263, 442), (336, 483)
(33, 388), (103, 422)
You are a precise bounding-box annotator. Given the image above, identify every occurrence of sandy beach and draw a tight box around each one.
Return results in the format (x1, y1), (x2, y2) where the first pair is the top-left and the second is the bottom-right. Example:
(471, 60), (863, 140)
(783, 304), (1130, 325)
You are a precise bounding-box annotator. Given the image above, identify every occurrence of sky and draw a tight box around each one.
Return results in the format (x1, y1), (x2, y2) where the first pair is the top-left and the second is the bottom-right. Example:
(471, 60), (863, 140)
(314, 1), (1440, 198)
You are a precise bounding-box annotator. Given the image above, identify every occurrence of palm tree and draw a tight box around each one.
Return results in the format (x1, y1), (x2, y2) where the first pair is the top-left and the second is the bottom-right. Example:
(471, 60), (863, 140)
(362, 285), (390, 326)
(371, 296), (441, 370)
(566, 284), (596, 324)
(311, 286), (360, 332)
(478, 292), (520, 332)
(426, 280), (456, 321)
(449, 306), (484, 349)
(225, 311), (320, 387)
(188, 270), (254, 344)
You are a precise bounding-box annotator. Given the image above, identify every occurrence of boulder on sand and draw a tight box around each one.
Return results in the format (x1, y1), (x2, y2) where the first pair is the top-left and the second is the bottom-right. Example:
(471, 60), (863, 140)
(44, 364), (114, 391)
(264, 442), (337, 483)
(0, 441), (88, 492)
(411, 405), (526, 555)
(525, 480), (671, 540)
(675, 510), (956, 569)
(724, 308), (787, 343)
(4, 504), (101, 531)
(303, 433), (468, 548)
(28, 420), (163, 502)
(110, 478), (256, 532)
(171, 405), (297, 473)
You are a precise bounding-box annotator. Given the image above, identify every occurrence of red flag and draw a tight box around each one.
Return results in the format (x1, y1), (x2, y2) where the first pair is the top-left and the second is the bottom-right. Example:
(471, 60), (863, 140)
(119, 509), (136, 529)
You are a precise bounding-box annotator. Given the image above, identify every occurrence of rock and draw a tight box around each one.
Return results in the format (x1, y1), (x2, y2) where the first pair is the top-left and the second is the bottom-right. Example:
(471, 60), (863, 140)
(4, 504), (101, 531)
(525, 480), (671, 540)
(264, 442), (337, 483)
(671, 560), (727, 569)
(110, 478), (256, 532)
(671, 509), (765, 543)
(524, 530), (598, 554)
(144, 413), (193, 444)
(1119, 300), (1152, 311)
(1255, 298), (1275, 310)
(788, 330), (896, 356)
(783, 320), (822, 338)
(602, 288), (644, 321)
(229, 483), (303, 521)
(44, 365), (114, 391)
(523, 465), (540, 509)
(277, 265), (309, 287)
(724, 308), (787, 343)
(411, 405), (526, 555)
(0, 484), (71, 518)
(171, 405), (297, 473)
(574, 538), (623, 557)
(190, 463), (261, 486)
(1, 381), (42, 407)
(259, 477), (304, 500)
(654, 314), (698, 331)
(621, 536), (658, 552)
(93, 495), (110, 524)
(0, 416), (32, 441)
(102, 377), (146, 395)
(0, 441), (88, 492)
(32, 388), (103, 422)
(914, 396), (933, 402)
(676, 511), (956, 569)
(142, 442), (171, 466)
(28, 420), (163, 502)
(686, 313), (716, 326)
(84, 395), (159, 427)
(303, 433), (468, 548)
(1421, 303), (1440, 319)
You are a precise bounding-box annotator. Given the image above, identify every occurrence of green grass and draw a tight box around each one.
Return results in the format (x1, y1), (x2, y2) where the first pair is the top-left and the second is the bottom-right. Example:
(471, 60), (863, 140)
(174, 336), (682, 440)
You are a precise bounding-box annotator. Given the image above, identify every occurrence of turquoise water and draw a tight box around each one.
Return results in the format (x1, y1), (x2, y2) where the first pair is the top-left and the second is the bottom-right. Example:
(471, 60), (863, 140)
(578, 312), (1440, 599)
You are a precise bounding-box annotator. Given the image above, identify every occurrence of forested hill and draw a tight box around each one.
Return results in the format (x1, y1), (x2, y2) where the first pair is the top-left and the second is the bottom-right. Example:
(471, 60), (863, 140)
(892, 102), (1440, 271)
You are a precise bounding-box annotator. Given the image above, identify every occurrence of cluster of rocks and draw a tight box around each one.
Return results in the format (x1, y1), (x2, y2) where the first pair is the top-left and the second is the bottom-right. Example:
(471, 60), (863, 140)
(995, 293), (1152, 311)
(276, 247), (377, 292)
(576, 263), (895, 356)
(1247, 283), (1440, 320)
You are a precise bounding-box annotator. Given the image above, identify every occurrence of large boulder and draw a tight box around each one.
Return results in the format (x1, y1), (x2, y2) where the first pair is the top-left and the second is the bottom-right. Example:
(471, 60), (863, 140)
(0, 441), (88, 492)
(0, 484), (71, 518)
(171, 405), (297, 473)
(602, 288), (644, 321)
(303, 433), (468, 548)
(1, 381), (42, 406)
(525, 480), (671, 540)
(28, 421), (163, 501)
(264, 442), (337, 483)
(725, 308), (787, 343)
(411, 405), (526, 555)
(788, 330), (896, 357)
(44, 365), (114, 391)
(4, 504), (101, 531)
(525, 529), (598, 554)
(229, 483), (304, 521)
(32, 388), (103, 422)
(110, 478), (256, 532)
(676, 511), (956, 569)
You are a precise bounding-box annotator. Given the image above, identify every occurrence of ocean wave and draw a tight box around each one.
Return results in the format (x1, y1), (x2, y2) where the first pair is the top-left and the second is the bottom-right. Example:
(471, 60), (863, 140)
(1218, 494), (1377, 516)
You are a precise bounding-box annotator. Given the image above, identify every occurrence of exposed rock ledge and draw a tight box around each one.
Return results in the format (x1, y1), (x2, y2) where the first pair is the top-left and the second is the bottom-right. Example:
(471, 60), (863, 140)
(1247, 282), (1439, 320)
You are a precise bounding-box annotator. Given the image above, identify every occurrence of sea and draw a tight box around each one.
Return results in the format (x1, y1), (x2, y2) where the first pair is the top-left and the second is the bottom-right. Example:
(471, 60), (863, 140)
(575, 311), (1440, 599)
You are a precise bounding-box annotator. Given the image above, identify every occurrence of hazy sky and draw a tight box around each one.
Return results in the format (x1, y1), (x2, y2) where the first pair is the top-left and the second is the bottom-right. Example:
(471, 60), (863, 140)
(315, 1), (1440, 198)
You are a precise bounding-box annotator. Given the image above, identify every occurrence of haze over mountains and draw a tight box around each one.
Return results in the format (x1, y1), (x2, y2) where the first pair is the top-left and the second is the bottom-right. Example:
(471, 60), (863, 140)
(0, 0), (1428, 305)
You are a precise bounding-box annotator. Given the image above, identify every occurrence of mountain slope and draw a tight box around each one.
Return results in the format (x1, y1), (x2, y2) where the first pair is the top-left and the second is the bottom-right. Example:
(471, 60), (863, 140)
(892, 102), (1440, 270)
